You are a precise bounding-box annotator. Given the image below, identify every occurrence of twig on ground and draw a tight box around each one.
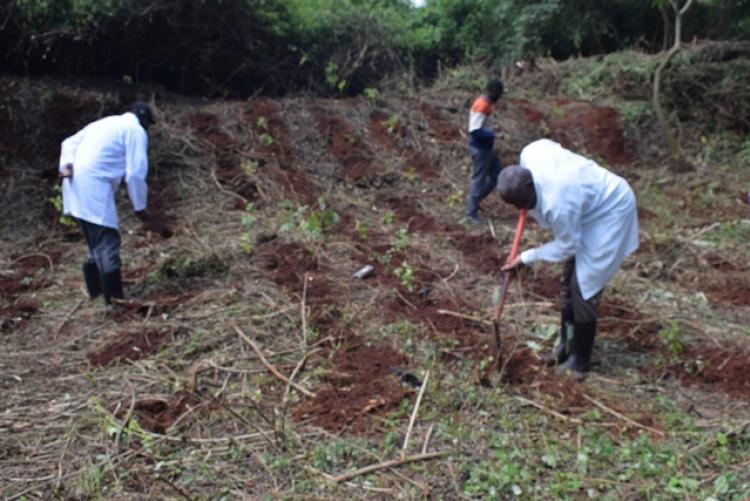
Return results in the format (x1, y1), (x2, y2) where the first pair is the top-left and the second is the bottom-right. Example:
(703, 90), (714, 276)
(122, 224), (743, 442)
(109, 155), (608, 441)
(323, 451), (447, 484)
(402, 370), (430, 460)
(582, 394), (665, 437)
(301, 273), (309, 347)
(156, 475), (195, 501)
(232, 323), (316, 398)
(421, 423), (434, 454)
(515, 395), (582, 424)
(54, 298), (84, 337)
(437, 309), (491, 325)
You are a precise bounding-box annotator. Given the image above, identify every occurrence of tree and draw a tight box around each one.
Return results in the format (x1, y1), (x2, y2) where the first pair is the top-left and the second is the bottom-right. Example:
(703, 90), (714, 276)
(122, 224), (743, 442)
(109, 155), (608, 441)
(652, 0), (696, 159)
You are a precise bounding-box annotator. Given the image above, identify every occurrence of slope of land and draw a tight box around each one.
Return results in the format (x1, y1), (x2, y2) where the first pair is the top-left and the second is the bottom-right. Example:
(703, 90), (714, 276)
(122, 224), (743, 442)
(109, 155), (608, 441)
(1, 55), (750, 499)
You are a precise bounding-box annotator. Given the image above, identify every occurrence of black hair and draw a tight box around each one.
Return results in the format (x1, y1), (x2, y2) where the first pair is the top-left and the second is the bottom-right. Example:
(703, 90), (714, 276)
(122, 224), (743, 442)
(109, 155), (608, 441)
(486, 79), (504, 98)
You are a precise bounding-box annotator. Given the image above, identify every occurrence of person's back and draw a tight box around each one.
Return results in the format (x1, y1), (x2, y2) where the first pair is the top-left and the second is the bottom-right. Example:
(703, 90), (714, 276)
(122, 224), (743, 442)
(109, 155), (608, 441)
(62, 112), (149, 229)
(520, 139), (633, 228)
(74, 114), (141, 180)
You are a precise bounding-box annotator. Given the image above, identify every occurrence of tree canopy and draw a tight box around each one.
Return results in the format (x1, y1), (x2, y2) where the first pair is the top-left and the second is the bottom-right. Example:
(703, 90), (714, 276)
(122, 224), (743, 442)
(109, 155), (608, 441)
(1, 0), (748, 95)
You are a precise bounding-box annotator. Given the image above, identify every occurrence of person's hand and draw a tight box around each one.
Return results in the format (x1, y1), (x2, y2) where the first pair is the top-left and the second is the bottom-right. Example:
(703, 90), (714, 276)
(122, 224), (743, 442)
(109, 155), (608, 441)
(59, 164), (73, 179)
(501, 255), (523, 272)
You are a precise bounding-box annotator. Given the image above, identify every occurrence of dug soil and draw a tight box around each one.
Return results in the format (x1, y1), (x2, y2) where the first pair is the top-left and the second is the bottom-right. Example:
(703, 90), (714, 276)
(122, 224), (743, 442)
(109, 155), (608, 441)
(87, 329), (170, 366)
(293, 344), (408, 433)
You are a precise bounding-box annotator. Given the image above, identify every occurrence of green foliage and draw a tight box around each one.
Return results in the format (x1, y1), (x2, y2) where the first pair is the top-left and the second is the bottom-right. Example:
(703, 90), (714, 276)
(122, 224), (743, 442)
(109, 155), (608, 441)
(10, 0), (749, 95)
(393, 260), (414, 291)
(279, 197), (340, 241)
(658, 320), (685, 357)
(48, 185), (77, 228)
(240, 203), (256, 253)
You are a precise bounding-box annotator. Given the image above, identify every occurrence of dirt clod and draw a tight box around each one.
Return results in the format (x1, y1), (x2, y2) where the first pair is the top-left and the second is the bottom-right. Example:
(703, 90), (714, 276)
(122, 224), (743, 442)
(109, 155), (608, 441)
(293, 344), (407, 433)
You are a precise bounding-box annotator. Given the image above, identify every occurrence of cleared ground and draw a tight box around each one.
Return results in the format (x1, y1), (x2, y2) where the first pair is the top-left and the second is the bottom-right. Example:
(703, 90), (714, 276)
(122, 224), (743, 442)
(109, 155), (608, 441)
(1, 66), (749, 499)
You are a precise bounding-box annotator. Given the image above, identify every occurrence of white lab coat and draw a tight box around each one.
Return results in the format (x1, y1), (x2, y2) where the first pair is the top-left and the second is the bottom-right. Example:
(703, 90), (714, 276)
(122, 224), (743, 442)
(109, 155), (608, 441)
(519, 139), (639, 300)
(59, 112), (149, 229)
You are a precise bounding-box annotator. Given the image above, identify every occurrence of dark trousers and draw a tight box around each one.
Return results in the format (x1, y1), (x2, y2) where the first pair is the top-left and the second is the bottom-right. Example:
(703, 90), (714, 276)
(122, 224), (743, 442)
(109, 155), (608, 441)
(80, 220), (122, 274)
(79, 220), (123, 303)
(466, 147), (502, 217)
(560, 257), (602, 323)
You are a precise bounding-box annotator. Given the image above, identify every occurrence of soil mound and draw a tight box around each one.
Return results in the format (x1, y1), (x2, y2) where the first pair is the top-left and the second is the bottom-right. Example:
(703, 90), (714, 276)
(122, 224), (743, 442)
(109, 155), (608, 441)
(666, 346), (750, 398)
(87, 329), (169, 366)
(293, 344), (408, 433)
(117, 391), (204, 434)
(313, 107), (382, 184)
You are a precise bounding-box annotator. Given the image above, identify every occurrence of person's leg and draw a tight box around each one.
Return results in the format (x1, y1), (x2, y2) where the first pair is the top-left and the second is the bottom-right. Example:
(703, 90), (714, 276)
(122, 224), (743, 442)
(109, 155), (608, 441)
(545, 257), (575, 366)
(466, 148), (493, 221)
(79, 220), (101, 299)
(556, 262), (602, 380)
(477, 150), (502, 201)
(86, 222), (124, 305)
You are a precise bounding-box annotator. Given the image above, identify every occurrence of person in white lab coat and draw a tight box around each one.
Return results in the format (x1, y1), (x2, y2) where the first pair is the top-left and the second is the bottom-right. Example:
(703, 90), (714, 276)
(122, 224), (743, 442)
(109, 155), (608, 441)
(58, 102), (169, 305)
(498, 139), (639, 380)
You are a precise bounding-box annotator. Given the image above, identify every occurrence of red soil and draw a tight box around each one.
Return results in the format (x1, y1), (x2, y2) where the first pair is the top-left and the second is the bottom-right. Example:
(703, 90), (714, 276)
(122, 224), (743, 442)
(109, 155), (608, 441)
(313, 108), (381, 183)
(551, 104), (632, 166)
(707, 274), (750, 307)
(512, 98), (545, 124)
(381, 195), (460, 234)
(244, 99), (314, 203)
(117, 391), (205, 434)
(187, 111), (258, 205)
(665, 346), (750, 398)
(419, 103), (460, 142)
(87, 329), (169, 366)
(111, 293), (195, 321)
(293, 344), (408, 433)
(404, 152), (439, 180)
(0, 300), (39, 332)
(256, 241), (336, 304)
(453, 233), (506, 276)
(368, 110), (403, 150)
(598, 298), (661, 350)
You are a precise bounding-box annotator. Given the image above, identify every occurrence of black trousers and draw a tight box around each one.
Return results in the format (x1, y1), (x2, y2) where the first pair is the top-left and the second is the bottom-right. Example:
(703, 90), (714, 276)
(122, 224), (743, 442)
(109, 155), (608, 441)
(79, 220), (122, 274)
(560, 257), (602, 323)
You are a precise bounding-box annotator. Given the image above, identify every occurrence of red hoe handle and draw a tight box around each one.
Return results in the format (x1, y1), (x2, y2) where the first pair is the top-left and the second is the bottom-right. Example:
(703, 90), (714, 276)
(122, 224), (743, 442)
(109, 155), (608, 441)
(493, 209), (528, 323)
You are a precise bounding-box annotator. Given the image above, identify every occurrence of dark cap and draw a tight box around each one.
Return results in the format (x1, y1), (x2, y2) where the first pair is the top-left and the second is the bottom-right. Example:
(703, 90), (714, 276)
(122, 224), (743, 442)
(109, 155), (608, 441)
(130, 101), (155, 125)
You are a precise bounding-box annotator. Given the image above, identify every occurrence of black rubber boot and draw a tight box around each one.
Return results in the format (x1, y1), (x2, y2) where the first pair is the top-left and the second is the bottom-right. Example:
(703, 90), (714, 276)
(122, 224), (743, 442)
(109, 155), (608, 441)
(82, 260), (101, 299)
(100, 270), (124, 305)
(543, 306), (574, 366)
(556, 320), (596, 381)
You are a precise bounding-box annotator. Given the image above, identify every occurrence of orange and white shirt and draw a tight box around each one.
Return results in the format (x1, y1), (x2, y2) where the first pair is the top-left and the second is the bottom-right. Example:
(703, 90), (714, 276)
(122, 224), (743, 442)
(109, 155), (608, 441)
(468, 95), (495, 150)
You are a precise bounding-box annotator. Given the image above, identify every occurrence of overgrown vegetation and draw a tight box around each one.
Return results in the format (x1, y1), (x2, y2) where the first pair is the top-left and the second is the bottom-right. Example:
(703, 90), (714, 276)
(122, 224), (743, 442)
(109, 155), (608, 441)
(2, 0), (749, 95)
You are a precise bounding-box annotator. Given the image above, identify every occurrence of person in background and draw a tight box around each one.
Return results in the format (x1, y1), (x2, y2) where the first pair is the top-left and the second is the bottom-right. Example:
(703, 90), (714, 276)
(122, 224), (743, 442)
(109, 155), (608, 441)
(58, 102), (170, 306)
(466, 79), (504, 225)
(497, 139), (639, 381)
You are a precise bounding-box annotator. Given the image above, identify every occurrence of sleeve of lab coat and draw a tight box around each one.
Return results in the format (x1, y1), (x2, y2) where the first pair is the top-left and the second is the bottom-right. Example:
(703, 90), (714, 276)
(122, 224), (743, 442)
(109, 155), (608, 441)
(520, 207), (581, 264)
(124, 126), (149, 212)
(59, 126), (89, 171)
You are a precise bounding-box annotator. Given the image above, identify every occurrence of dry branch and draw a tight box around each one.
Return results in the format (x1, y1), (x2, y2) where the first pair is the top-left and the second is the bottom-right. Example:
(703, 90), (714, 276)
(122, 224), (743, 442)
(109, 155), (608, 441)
(325, 451), (447, 484)
(232, 323), (316, 398)
(402, 370), (429, 459)
(582, 394), (665, 437)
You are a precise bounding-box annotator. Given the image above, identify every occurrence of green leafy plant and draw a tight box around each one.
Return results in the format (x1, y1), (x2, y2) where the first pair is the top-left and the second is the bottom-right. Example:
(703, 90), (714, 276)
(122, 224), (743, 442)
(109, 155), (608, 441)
(259, 132), (274, 147)
(659, 320), (685, 358)
(279, 197), (340, 241)
(393, 227), (410, 251)
(48, 185), (77, 228)
(362, 87), (379, 99)
(383, 113), (400, 134)
(380, 209), (395, 225)
(394, 260), (414, 291)
(240, 203), (256, 253)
